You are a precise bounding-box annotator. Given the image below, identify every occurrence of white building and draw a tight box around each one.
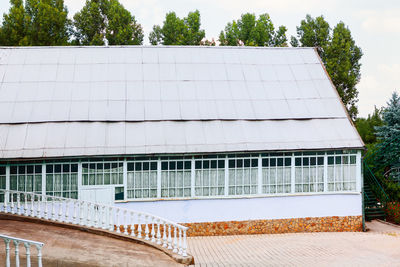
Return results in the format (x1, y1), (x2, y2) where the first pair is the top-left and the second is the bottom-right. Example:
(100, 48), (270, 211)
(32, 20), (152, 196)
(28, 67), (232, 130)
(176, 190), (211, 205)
(0, 46), (364, 234)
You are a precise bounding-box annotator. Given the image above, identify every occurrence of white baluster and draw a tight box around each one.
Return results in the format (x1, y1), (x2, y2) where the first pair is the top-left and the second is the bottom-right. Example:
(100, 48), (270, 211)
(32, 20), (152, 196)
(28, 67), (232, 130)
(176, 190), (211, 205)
(24, 242), (31, 267)
(43, 197), (48, 220)
(109, 207), (114, 231)
(17, 193), (21, 215)
(130, 212), (135, 237)
(167, 224), (172, 250)
(156, 220), (161, 245)
(58, 201), (63, 222)
(182, 229), (188, 257)
(137, 214), (142, 238)
(36, 195), (41, 218)
(115, 209), (120, 233)
(30, 193), (34, 217)
(65, 200), (69, 223)
(24, 193), (28, 216)
(144, 215), (149, 240)
(36, 244), (43, 267)
(151, 217), (155, 242)
(13, 240), (20, 267)
(79, 201), (84, 225)
(10, 192), (14, 214)
(86, 203), (91, 227)
(3, 191), (8, 213)
(73, 201), (78, 224)
(172, 226), (178, 253)
(178, 228), (183, 255)
(124, 210), (128, 234)
(101, 206), (106, 229)
(51, 198), (55, 221)
(4, 238), (10, 267)
(162, 223), (167, 248)
(94, 205), (99, 228)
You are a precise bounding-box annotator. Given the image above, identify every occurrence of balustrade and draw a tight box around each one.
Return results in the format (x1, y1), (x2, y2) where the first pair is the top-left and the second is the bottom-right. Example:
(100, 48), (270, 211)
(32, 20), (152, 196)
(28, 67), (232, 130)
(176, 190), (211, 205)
(0, 234), (43, 267)
(0, 189), (188, 257)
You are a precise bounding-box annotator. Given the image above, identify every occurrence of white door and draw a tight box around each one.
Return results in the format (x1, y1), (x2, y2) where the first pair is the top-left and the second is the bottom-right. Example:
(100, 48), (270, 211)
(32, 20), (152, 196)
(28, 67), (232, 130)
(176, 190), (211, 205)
(80, 187), (114, 205)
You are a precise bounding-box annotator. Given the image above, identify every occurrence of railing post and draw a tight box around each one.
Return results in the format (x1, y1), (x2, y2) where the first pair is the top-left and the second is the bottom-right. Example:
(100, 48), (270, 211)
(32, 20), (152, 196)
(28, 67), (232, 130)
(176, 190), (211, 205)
(13, 240), (20, 267)
(145, 215), (149, 240)
(30, 193), (34, 217)
(178, 228), (183, 255)
(130, 212), (135, 237)
(51, 197), (55, 221)
(115, 209), (120, 233)
(36, 244), (43, 267)
(17, 193), (21, 215)
(156, 219), (161, 245)
(162, 223), (167, 248)
(167, 224), (172, 250)
(36, 194), (41, 219)
(137, 214), (142, 238)
(151, 217), (155, 242)
(109, 207), (114, 231)
(124, 210), (128, 234)
(24, 242), (31, 267)
(10, 192), (14, 214)
(4, 238), (10, 267)
(182, 229), (187, 257)
(173, 226), (178, 253)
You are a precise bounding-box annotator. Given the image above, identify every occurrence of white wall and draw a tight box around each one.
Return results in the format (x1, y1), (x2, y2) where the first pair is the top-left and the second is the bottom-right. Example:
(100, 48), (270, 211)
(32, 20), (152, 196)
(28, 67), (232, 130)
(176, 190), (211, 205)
(115, 193), (362, 223)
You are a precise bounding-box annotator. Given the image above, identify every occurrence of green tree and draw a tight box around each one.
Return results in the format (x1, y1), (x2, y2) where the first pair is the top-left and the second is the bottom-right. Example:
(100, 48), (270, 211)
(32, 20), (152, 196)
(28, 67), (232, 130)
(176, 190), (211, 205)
(355, 107), (383, 145)
(375, 92), (400, 168)
(0, 0), (71, 46)
(0, 0), (29, 46)
(291, 15), (362, 120)
(73, 0), (143, 45)
(25, 0), (71, 45)
(149, 10), (205, 45)
(219, 13), (287, 47)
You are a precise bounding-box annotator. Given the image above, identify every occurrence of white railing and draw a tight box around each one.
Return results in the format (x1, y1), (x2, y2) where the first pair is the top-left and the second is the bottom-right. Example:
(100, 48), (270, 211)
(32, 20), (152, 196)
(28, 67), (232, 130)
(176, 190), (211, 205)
(0, 234), (43, 267)
(0, 190), (188, 257)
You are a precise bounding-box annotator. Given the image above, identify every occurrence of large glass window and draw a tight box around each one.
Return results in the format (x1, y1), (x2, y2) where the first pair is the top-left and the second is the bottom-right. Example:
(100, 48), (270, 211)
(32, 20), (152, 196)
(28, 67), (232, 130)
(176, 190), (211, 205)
(262, 156), (291, 194)
(327, 153), (356, 191)
(10, 165), (42, 194)
(82, 161), (123, 186)
(228, 157), (258, 195)
(195, 159), (225, 196)
(161, 160), (191, 198)
(46, 163), (78, 198)
(295, 154), (324, 193)
(127, 161), (157, 199)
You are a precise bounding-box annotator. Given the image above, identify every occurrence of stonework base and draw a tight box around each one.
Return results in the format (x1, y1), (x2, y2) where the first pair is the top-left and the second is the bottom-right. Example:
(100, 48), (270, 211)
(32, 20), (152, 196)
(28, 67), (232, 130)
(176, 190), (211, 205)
(182, 216), (362, 237)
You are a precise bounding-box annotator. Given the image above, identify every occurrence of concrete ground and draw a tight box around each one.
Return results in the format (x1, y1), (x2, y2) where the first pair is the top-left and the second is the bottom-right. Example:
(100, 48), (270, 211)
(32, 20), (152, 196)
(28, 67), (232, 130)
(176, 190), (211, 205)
(187, 220), (400, 267)
(0, 219), (181, 267)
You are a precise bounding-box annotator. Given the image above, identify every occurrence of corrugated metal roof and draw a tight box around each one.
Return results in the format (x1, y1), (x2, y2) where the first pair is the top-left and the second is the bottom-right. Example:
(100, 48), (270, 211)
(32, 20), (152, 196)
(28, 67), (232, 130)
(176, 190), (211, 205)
(0, 46), (363, 159)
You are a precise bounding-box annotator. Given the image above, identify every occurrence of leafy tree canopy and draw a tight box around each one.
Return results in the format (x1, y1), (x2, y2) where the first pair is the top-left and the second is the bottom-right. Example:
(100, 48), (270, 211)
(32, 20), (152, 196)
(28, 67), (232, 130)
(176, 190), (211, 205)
(73, 0), (143, 45)
(291, 15), (362, 120)
(355, 106), (383, 145)
(219, 13), (287, 47)
(149, 10), (205, 45)
(0, 0), (71, 46)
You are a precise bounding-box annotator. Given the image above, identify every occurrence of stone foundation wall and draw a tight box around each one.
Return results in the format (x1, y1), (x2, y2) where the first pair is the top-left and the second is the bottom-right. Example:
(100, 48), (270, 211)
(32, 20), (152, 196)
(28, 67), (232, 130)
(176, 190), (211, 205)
(182, 216), (362, 237)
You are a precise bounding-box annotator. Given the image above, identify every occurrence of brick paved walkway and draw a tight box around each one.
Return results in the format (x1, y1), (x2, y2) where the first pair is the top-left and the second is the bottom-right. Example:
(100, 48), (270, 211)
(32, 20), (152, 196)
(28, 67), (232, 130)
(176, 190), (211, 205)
(187, 221), (400, 267)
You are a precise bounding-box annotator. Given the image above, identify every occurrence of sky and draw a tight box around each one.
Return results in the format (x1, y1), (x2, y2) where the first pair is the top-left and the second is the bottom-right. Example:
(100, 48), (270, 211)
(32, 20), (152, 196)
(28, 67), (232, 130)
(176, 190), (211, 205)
(0, 0), (399, 117)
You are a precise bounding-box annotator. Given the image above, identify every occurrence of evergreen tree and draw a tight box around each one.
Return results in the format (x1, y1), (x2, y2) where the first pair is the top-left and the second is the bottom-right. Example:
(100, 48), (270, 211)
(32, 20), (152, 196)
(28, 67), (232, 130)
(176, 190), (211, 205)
(291, 15), (362, 120)
(219, 13), (287, 47)
(149, 10), (205, 45)
(375, 92), (400, 167)
(73, 0), (143, 45)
